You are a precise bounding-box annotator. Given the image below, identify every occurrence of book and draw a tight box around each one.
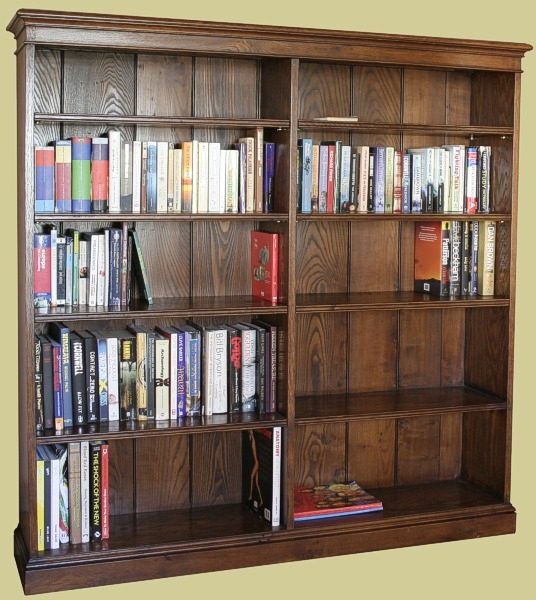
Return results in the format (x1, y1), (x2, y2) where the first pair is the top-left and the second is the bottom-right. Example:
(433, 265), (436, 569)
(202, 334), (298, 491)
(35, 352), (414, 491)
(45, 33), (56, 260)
(207, 142), (221, 213)
(93, 331), (109, 422)
(89, 441), (104, 541)
(100, 442), (110, 539)
(156, 140), (169, 213)
(71, 136), (92, 213)
(66, 228), (80, 306)
(49, 322), (74, 428)
(67, 442), (82, 544)
(53, 139), (72, 213)
(242, 322), (267, 414)
(38, 445), (60, 549)
(154, 333), (170, 420)
(294, 481), (383, 521)
(235, 323), (257, 413)
(80, 440), (90, 543)
(107, 130), (121, 213)
(297, 138), (313, 213)
(120, 139), (134, 212)
(132, 139), (142, 213)
(69, 332), (87, 426)
(239, 136), (255, 212)
(246, 127), (264, 213)
(318, 143), (329, 213)
(478, 145), (492, 213)
(34, 233), (51, 309)
(224, 149), (239, 213)
(146, 140), (157, 213)
(129, 229), (153, 304)
(356, 145), (370, 213)
(414, 221), (451, 296)
(251, 230), (279, 303)
(36, 451), (45, 551)
(35, 146), (55, 213)
(47, 336), (63, 432)
(470, 220), (480, 296)
(155, 325), (179, 420)
(51, 443), (69, 544)
(465, 147), (479, 214)
(176, 325), (202, 416)
(37, 334), (54, 430)
(94, 331), (120, 421)
(242, 427), (281, 526)
(449, 220), (462, 297)
(91, 137), (109, 213)
(477, 220), (496, 295)
(197, 141), (209, 213)
(224, 324), (242, 414)
(252, 319), (277, 413)
(33, 340), (40, 433)
(127, 324), (155, 421)
(384, 146), (394, 213)
(78, 330), (99, 423)
(118, 330), (137, 421)
(443, 144), (465, 213)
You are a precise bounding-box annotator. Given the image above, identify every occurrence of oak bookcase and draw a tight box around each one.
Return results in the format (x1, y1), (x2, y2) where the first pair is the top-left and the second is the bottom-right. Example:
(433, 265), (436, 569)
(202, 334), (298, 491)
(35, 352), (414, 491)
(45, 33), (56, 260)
(7, 8), (531, 595)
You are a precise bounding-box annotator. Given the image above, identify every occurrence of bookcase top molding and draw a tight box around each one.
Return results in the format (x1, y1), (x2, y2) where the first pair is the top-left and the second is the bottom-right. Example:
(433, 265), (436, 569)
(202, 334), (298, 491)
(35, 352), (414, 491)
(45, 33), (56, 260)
(7, 9), (532, 72)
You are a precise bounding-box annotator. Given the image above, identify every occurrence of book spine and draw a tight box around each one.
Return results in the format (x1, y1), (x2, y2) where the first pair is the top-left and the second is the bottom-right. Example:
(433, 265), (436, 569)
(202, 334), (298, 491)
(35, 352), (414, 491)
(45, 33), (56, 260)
(80, 440), (90, 543)
(225, 149), (239, 213)
(208, 143), (221, 213)
(155, 335), (170, 420)
(348, 147), (358, 213)
(81, 333), (98, 422)
(71, 137), (92, 213)
(70, 333), (87, 426)
(100, 443), (110, 539)
(65, 236), (73, 306)
(34, 233), (51, 309)
(49, 338), (63, 432)
(317, 144), (328, 213)
(131, 140), (142, 213)
(384, 146), (394, 213)
(91, 137), (109, 213)
(89, 442), (102, 541)
(212, 328), (228, 414)
(68, 229), (80, 306)
(470, 220), (479, 296)
(240, 137), (255, 213)
(401, 152), (411, 213)
(146, 331), (156, 420)
(156, 141), (169, 213)
(373, 146), (386, 213)
(67, 442), (82, 544)
(176, 329), (186, 418)
(357, 146), (369, 213)
(326, 144), (336, 214)
(226, 326), (242, 413)
(479, 145), (491, 213)
(50, 323), (73, 428)
(146, 141), (157, 213)
(56, 236), (66, 307)
(272, 426), (282, 526)
(140, 141), (148, 213)
(54, 445), (69, 544)
(54, 139), (72, 213)
(108, 228), (122, 308)
(119, 335), (137, 421)
(465, 147), (479, 214)
(478, 220), (496, 295)
(461, 220), (472, 295)
(39, 335), (54, 429)
(247, 127), (264, 213)
(197, 141), (209, 213)
(172, 147), (183, 213)
(106, 337), (120, 421)
(36, 454), (45, 551)
(108, 131), (121, 213)
(240, 326), (256, 413)
(441, 221), (451, 297)
(185, 330), (201, 416)
(156, 327), (177, 420)
(120, 140), (133, 213)
(96, 336), (109, 422)
(393, 149), (403, 213)
(35, 146), (55, 213)
(181, 140), (194, 213)
(449, 220), (462, 297)
(298, 138), (313, 214)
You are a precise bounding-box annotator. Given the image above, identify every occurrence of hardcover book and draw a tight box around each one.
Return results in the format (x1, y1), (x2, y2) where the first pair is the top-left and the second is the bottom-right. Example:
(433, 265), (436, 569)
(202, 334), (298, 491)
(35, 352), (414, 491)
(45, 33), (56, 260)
(294, 481), (383, 521)
(251, 230), (279, 303)
(71, 136), (92, 213)
(34, 233), (51, 309)
(242, 427), (281, 526)
(91, 137), (109, 213)
(53, 139), (72, 213)
(35, 146), (55, 213)
(414, 221), (451, 297)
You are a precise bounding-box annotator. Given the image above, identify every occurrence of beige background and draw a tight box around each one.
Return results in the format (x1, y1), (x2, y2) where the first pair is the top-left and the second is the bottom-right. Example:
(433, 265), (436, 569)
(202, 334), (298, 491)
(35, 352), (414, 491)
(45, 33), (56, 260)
(1, 1), (534, 598)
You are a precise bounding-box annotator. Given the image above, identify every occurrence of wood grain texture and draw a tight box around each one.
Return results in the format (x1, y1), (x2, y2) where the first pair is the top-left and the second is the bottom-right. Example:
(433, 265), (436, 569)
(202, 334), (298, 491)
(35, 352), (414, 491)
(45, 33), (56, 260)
(299, 62), (352, 119)
(348, 419), (396, 488)
(397, 416), (441, 485)
(294, 423), (346, 486)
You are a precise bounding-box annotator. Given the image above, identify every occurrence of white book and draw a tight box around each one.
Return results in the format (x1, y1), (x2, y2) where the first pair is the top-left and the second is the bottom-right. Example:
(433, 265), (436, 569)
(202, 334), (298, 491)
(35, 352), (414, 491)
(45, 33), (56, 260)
(225, 149), (239, 213)
(156, 141), (169, 213)
(85, 233), (99, 307)
(80, 440), (90, 543)
(108, 130), (121, 213)
(235, 324), (256, 413)
(208, 142), (221, 213)
(272, 426), (282, 526)
(96, 231), (106, 307)
(50, 226), (58, 307)
(65, 236), (73, 306)
(105, 335), (120, 421)
(410, 152), (422, 213)
(339, 144), (352, 211)
(172, 148), (182, 212)
(219, 149), (227, 213)
(155, 326), (178, 420)
(167, 142), (174, 212)
(155, 334), (170, 420)
(39, 446), (61, 549)
(197, 141), (209, 213)
(442, 144), (465, 213)
(191, 139), (199, 213)
(207, 326), (227, 414)
(132, 140), (142, 213)
(356, 145), (370, 214)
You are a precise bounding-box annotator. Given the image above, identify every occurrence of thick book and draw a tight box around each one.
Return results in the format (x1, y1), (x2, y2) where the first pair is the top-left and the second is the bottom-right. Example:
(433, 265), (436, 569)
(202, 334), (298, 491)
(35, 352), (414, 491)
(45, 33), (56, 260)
(69, 332), (87, 426)
(224, 324), (242, 414)
(35, 146), (55, 213)
(234, 323), (257, 413)
(107, 130), (121, 213)
(51, 443), (69, 544)
(154, 333), (170, 420)
(36, 451), (45, 551)
(120, 140), (134, 212)
(297, 138), (313, 214)
(477, 220), (496, 296)
(53, 139), (72, 213)
(156, 140), (169, 213)
(175, 325), (202, 416)
(465, 147), (479, 214)
(155, 325), (179, 420)
(47, 336), (63, 432)
(89, 441), (104, 541)
(242, 427), (281, 526)
(126, 324), (155, 421)
(251, 230), (279, 303)
(38, 445), (60, 549)
(118, 330), (137, 421)
(294, 481), (383, 521)
(241, 322), (267, 414)
(414, 221), (451, 297)
(246, 127), (264, 213)
(90, 137), (109, 213)
(93, 331), (120, 421)
(78, 330), (99, 423)
(252, 319), (277, 413)
(71, 136), (92, 213)
(48, 322), (74, 428)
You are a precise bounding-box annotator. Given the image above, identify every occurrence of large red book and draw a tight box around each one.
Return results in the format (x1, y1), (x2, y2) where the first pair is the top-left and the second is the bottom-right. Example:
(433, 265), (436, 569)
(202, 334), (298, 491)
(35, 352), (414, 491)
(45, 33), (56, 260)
(414, 221), (451, 297)
(294, 481), (383, 521)
(251, 230), (279, 303)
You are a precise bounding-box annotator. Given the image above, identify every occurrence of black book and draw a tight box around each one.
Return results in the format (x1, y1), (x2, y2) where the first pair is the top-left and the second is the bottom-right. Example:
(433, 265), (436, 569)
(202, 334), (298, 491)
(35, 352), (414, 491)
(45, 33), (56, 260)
(78, 331), (99, 423)
(240, 322), (266, 414)
(118, 331), (137, 421)
(223, 325), (241, 414)
(69, 332), (87, 426)
(252, 319), (277, 413)
(35, 335), (44, 432)
(37, 335), (54, 430)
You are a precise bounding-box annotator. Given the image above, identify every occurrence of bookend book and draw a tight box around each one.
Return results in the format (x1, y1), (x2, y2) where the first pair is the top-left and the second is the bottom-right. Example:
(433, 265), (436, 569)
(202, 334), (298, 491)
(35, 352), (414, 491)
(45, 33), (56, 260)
(8, 8), (530, 595)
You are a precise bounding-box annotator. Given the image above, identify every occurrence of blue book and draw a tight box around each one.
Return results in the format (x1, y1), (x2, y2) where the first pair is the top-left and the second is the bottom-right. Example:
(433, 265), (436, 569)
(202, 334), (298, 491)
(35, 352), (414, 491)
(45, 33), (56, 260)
(93, 333), (109, 422)
(298, 138), (313, 213)
(48, 323), (73, 428)
(263, 142), (275, 213)
(35, 146), (55, 213)
(176, 326), (201, 416)
(173, 327), (187, 418)
(373, 146), (386, 213)
(47, 336), (64, 432)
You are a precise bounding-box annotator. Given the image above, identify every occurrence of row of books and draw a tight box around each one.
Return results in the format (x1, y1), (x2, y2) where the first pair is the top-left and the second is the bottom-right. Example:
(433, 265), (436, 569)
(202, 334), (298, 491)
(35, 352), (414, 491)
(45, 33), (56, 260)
(35, 130), (276, 215)
(35, 319), (278, 433)
(297, 140), (492, 215)
(414, 220), (497, 297)
(33, 224), (152, 310)
(36, 441), (109, 550)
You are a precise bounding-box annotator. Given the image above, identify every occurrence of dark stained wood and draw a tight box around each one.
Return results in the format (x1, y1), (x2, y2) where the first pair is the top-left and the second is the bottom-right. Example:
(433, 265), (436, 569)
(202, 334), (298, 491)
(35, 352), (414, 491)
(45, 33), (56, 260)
(348, 310), (398, 393)
(347, 419), (396, 488)
(295, 313), (348, 396)
(295, 386), (506, 423)
(294, 423), (346, 486)
(9, 9), (527, 594)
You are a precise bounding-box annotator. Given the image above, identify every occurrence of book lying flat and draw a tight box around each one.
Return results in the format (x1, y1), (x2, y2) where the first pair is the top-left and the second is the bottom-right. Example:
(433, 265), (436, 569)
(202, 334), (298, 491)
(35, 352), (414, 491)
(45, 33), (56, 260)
(294, 481), (383, 521)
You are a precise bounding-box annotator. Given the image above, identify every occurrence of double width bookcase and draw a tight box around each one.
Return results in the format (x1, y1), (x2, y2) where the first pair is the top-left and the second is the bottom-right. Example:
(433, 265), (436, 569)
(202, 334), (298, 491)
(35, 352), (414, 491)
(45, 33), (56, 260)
(8, 9), (531, 595)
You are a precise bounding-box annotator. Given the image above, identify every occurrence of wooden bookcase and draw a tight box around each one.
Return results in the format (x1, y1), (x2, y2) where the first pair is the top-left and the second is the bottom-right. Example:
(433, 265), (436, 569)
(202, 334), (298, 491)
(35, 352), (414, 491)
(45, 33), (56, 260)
(7, 9), (531, 595)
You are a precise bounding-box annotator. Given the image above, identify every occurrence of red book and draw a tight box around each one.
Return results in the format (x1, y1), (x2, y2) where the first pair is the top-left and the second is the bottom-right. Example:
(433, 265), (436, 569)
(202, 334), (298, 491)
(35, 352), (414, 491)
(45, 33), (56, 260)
(294, 481), (383, 521)
(414, 221), (451, 297)
(35, 146), (55, 213)
(53, 140), (72, 213)
(251, 231), (279, 303)
(100, 442), (110, 539)
(91, 137), (109, 213)
(326, 144), (336, 214)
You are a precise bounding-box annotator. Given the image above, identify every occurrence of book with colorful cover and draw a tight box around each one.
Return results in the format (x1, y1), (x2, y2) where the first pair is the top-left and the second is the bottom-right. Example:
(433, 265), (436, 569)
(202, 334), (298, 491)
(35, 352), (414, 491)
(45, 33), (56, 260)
(53, 139), (72, 213)
(34, 233), (51, 309)
(251, 230), (279, 303)
(91, 137), (109, 213)
(294, 481), (383, 521)
(71, 136), (91, 213)
(35, 146), (55, 213)
(414, 221), (451, 297)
